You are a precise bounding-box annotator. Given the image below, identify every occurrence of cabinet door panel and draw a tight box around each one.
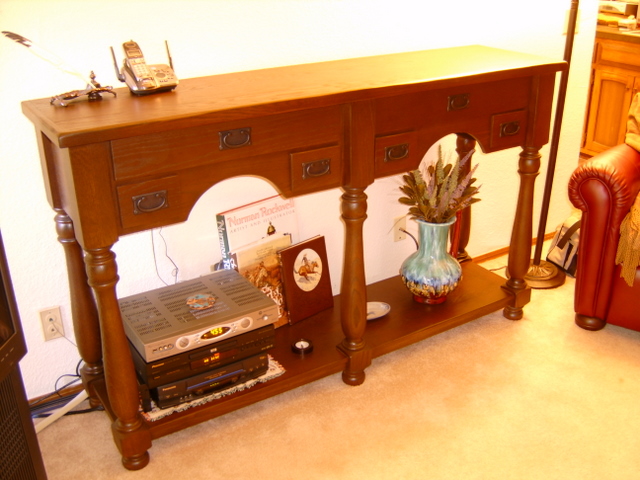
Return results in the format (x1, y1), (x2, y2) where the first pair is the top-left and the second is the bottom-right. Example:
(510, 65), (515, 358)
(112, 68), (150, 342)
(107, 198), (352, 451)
(583, 68), (634, 154)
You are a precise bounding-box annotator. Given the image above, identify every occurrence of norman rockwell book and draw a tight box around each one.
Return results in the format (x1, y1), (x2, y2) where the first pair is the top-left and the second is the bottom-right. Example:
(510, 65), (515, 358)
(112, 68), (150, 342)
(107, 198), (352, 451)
(216, 195), (298, 270)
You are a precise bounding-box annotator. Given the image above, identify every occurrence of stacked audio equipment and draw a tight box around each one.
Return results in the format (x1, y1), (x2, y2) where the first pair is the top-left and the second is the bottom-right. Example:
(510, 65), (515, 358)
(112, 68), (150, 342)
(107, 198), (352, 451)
(120, 268), (278, 409)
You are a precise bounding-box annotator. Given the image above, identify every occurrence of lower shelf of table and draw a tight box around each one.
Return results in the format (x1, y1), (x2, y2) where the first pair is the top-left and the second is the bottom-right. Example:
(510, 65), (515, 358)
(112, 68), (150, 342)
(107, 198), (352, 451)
(94, 261), (513, 439)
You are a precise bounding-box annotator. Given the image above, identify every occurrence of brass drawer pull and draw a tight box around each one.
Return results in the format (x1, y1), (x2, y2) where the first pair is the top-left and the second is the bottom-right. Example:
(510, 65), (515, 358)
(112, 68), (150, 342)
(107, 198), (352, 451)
(500, 121), (521, 137)
(219, 127), (252, 150)
(132, 190), (168, 214)
(447, 93), (470, 111)
(384, 143), (409, 162)
(302, 158), (331, 179)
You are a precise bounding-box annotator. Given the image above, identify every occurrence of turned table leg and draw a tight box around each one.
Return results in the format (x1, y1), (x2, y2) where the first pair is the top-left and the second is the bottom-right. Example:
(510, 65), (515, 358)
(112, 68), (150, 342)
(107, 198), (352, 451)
(54, 211), (103, 407)
(338, 186), (372, 385)
(84, 247), (151, 470)
(503, 146), (539, 319)
(454, 133), (477, 262)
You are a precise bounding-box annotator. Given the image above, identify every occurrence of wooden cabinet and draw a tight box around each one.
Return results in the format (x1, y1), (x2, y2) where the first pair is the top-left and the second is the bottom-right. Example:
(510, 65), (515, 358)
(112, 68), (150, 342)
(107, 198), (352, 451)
(582, 35), (640, 156)
(22, 46), (564, 470)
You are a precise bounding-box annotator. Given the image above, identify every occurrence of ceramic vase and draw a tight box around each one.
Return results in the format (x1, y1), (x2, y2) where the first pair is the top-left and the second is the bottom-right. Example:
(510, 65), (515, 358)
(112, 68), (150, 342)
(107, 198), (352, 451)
(400, 217), (462, 304)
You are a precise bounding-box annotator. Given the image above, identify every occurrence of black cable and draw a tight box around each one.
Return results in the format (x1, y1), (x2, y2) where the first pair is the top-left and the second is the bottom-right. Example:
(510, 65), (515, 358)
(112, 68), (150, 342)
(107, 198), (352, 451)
(29, 377), (82, 417)
(31, 405), (104, 419)
(400, 228), (419, 250)
(28, 359), (104, 418)
(29, 360), (82, 409)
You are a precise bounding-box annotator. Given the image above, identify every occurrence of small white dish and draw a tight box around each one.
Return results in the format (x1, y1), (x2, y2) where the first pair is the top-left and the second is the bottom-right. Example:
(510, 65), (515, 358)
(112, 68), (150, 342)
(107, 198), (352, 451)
(367, 301), (391, 321)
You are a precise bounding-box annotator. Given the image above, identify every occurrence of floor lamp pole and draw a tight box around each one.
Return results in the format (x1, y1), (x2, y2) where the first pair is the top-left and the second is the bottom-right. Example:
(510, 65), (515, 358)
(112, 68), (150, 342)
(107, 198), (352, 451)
(526, 0), (579, 289)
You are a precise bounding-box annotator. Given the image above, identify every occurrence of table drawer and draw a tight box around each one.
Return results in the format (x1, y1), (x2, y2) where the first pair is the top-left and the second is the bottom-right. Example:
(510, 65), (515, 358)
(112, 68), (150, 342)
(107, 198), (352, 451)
(490, 109), (527, 150)
(596, 38), (640, 70)
(373, 110), (526, 178)
(117, 176), (183, 230)
(290, 144), (343, 194)
(112, 106), (344, 182)
(374, 131), (419, 177)
(374, 77), (531, 143)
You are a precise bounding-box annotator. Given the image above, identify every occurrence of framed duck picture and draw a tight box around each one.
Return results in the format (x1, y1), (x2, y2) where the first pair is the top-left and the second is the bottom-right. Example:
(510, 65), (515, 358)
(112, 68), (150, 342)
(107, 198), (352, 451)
(278, 235), (333, 324)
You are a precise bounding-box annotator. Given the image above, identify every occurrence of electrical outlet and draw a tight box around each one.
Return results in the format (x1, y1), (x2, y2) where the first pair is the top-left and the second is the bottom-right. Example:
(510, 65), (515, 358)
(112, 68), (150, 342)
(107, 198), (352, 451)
(393, 215), (407, 242)
(39, 306), (64, 341)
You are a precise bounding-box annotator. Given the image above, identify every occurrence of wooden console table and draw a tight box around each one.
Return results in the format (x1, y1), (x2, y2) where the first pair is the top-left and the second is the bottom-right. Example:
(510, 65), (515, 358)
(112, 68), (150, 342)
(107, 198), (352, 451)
(23, 46), (565, 469)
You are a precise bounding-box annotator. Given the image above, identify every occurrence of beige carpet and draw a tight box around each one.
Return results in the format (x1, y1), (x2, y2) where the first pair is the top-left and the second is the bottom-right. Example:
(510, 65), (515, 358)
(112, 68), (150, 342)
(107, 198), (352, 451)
(35, 264), (640, 480)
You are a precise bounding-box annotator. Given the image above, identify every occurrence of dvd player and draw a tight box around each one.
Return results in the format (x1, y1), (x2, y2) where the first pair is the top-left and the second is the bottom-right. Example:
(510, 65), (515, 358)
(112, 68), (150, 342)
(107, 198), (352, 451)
(130, 324), (275, 388)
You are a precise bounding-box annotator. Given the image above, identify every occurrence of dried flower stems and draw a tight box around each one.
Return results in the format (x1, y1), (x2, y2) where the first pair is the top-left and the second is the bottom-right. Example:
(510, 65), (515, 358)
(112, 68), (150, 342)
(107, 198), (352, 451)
(398, 145), (481, 224)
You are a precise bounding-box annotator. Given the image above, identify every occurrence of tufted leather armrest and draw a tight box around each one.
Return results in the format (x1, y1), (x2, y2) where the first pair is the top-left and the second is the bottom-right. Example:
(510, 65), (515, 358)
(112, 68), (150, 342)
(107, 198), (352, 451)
(568, 144), (640, 326)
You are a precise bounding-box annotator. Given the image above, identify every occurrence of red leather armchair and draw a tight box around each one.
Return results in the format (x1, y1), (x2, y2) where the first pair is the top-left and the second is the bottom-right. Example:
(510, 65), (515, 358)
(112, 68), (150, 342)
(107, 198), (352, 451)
(568, 143), (640, 332)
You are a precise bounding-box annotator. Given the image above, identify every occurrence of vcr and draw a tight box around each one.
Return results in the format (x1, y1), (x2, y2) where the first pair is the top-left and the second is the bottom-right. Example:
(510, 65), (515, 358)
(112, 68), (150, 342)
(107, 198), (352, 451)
(130, 324), (275, 388)
(151, 353), (269, 409)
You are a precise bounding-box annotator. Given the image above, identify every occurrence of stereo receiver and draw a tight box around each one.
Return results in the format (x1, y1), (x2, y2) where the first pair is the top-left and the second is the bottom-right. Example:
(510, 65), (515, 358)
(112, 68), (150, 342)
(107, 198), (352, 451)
(119, 269), (278, 361)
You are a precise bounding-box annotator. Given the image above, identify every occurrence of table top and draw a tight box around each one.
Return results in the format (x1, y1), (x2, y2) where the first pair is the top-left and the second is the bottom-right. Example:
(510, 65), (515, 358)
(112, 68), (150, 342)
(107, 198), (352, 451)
(22, 45), (566, 149)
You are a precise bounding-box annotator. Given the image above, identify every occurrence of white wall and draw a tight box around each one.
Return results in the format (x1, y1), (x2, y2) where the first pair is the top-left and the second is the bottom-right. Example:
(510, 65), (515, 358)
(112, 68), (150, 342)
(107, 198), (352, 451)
(0, 0), (598, 399)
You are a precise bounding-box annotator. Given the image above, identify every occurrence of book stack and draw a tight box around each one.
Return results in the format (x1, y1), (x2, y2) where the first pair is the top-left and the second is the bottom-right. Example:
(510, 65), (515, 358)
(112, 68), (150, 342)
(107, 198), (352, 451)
(217, 196), (333, 326)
